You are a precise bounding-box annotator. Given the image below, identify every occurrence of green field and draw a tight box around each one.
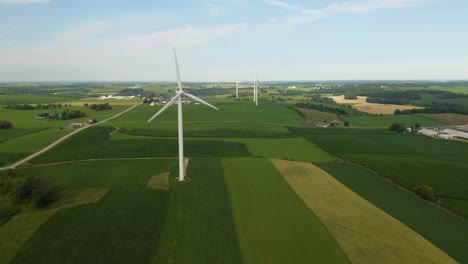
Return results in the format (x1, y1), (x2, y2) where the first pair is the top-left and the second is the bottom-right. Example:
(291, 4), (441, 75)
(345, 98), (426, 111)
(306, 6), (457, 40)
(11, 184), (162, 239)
(222, 157), (349, 264)
(11, 159), (175, 263)
(0, 95), (67, 105)
(297, 128), (468, 218)
(316, 162), (468, 263)
(152, 158), (242, 263)
(344, 114), (444, 128)
(30, 126), (252, 164)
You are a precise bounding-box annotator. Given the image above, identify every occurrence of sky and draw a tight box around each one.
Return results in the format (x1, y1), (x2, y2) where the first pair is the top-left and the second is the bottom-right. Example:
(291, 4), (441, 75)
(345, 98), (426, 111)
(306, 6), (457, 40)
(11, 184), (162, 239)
(0, 0), (467, 81)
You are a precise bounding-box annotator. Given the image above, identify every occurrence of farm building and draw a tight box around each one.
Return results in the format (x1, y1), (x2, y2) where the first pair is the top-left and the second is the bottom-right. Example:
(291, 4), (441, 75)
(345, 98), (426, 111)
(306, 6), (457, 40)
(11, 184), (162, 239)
(161, 100), (191, 105)
(419, 127), (468, 140)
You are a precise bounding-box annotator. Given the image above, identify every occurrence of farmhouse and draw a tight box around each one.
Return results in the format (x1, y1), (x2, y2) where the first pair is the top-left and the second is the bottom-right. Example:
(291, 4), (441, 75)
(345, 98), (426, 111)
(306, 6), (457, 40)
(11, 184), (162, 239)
(418, 126), (468, 140)
(161, 100), (191, 105)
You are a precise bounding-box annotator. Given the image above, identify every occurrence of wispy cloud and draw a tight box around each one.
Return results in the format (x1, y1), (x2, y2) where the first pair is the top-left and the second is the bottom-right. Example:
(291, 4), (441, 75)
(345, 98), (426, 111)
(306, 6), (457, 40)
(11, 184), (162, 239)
(0, 0), (51, 4)
(209, 5), (222, 16)
(265, 0), (426, 24)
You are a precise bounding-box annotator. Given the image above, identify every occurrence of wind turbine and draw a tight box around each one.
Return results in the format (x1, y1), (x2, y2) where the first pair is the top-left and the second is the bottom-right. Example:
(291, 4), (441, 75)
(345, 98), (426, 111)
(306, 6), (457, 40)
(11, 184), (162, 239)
(236, 81), (239, 99)
(251, 73), (263, 106)
(147, 47), (219, 181)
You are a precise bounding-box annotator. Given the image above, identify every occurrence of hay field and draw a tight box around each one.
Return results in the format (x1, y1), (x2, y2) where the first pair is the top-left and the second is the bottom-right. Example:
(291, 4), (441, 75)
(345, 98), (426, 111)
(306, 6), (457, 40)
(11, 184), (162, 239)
(329, 95), (423, 114)
(272, 159), (457, 264)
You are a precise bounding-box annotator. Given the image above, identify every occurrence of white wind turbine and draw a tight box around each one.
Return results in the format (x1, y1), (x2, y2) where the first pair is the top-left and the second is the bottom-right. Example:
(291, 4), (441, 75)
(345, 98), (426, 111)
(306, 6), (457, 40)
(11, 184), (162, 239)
(251, 73), (263, 106)
(236, 81), (239, 99)
(147, 47), (219, 181)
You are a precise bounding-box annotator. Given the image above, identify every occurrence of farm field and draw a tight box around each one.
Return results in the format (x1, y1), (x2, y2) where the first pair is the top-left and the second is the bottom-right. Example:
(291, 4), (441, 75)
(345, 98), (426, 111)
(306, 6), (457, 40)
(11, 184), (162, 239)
(329, 95), (424, 114)
(418, 113), (468, 125)
(316, 162), (468, 263)
(344, 115), (444, 128)
(295, 107), (338, 124)
(272, 159), (457, 264)
(152, 158), (242, 264)
(222, 157), (348, 264)
(10, 159), (175, 263)
(0, 104), (134, 166)
(296, 128), (468, 218)
(0, 95), (66, 105)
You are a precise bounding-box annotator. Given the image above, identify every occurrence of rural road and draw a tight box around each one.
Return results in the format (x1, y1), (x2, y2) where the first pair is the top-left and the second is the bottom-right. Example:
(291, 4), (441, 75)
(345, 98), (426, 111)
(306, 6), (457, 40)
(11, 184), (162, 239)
(1, 102), (142, 170)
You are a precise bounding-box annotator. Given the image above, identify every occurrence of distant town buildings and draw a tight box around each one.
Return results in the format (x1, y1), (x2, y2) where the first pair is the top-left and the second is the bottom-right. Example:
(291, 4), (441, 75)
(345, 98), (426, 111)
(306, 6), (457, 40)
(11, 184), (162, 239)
(418, 126), (468, 140)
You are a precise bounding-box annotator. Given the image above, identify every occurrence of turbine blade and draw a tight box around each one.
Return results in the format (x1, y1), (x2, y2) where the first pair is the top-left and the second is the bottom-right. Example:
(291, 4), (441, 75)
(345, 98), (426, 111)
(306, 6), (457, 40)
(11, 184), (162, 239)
(147, 93), (181, 122)
(173, 46), (182, 91)
(182, 92), (219, 110)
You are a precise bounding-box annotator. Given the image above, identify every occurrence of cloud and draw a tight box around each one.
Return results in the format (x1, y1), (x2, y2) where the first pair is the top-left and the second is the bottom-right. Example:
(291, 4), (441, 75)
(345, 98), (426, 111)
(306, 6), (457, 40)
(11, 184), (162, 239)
(209, 5), (222, 16)
(264, 0), (426, 24)
(0, 19), (246, 80)
(0, 0), (51, 4)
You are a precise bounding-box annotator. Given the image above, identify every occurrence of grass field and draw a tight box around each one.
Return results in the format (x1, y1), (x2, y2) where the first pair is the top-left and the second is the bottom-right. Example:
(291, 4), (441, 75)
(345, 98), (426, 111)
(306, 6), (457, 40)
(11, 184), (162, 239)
(316, 162), (468, 263)
(11, 159), (175, 263)
(222, 157), (348, 264)
(419, 113), (468, 125)
(344, 115), (444, 127)
(272, 159), (457, 264)
(0, 95), (66, 105)
(152, 158), (242, 264)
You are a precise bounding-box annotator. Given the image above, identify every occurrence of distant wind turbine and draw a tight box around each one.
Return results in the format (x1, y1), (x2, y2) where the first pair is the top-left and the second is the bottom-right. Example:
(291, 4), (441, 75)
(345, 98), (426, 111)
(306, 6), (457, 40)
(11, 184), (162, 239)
(236, 81), (239, 99)
(251, 73), (263, 106)
(147, 47), (219, 181)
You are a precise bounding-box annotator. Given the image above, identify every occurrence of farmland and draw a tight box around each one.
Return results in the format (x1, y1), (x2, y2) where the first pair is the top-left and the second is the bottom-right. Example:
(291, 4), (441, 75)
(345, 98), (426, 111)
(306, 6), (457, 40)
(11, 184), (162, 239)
(272, 159), (457, 264)
(1, 81), (468, 263)
(222, 158), (348, 264)
(329, 95), (424, 115)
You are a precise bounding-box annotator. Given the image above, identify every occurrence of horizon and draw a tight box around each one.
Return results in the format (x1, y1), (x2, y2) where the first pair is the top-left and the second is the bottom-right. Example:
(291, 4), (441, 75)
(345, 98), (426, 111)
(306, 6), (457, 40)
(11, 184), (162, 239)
(1, 0), (467, 81)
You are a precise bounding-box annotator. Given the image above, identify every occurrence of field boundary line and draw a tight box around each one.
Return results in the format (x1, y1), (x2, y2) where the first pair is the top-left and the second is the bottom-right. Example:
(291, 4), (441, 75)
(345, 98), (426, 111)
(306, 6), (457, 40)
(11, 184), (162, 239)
(0, 102), (142, 170)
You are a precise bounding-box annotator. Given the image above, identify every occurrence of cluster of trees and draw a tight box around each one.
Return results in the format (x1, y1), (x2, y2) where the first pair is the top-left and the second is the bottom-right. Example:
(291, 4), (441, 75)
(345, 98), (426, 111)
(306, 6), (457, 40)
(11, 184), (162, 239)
(0, 170), (59, 209)
(394, 102), (468, 115)
(86, 103), (112, 111)
(366, 90), (421, 105)
(184, 88), (231, 96)
(414, 185), (436, 202)
(389, 122), (420, 133)
(59, 109), (86, 120)
(0, 120), (13, 129)
(4, 103), (70, 110)
(118, 88), (145, 96)
(296, 102), (349, 116)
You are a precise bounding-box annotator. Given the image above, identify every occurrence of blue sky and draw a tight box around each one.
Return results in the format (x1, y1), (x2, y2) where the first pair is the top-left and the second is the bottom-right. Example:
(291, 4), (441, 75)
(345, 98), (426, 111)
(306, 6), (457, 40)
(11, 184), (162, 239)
(0, 0), (467, 81)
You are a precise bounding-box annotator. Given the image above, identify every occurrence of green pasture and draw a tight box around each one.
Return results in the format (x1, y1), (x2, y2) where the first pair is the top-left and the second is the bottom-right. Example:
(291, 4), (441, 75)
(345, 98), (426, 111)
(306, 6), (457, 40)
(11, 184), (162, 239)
(30, 126), (251, 164)
(222, 157), (349, 264)
(11, 159), (175, 263)
(153, 158), (242, 264)
(0, 128), (48, 143)
(344, 115), (444, 128)
(316, 162), (468, 263)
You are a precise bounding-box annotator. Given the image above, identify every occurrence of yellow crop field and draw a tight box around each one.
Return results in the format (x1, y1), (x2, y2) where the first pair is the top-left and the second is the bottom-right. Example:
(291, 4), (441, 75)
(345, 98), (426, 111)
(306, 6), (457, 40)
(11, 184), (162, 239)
(329, 95), (423, 114)
(271, 159), (457, 264)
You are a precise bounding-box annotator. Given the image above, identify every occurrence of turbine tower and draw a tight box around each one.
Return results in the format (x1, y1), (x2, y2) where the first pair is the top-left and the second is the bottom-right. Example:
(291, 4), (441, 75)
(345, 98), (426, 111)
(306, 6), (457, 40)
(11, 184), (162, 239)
(148, 47), (219, 181)
(251, 73), (263, 106)
(236, 81), (239, 99)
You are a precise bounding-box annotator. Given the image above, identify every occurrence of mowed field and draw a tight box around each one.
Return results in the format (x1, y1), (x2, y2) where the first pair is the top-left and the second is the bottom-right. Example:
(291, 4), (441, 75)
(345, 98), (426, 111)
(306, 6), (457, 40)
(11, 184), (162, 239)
(272, 159), (457, 264)
(344, 114), (444, 128)
(222, 158), (348, 264)
(329, 95), (424, 115)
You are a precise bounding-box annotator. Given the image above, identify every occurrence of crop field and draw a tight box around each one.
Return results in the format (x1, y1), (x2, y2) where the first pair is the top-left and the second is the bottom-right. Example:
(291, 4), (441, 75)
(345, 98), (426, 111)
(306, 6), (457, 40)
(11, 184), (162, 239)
(30, 126), (251, 164)
(0, 95), (66, 105)
(10, 159), (175, 263)
(0, 105), (133, 165)
(225, 137), (334, 162)
(108, 103), (302, 126)
(316, 162), (468, 263)
(344, 115), (444, 127)
(222, 157), (348, 264)
(329, 95), (424, 114)
(298, 129), (468, 218)
(152, 158), (242, 264)
(272, 159), (457, 264)
(418, 113), (468, 125)
(295, 108), (338, 124)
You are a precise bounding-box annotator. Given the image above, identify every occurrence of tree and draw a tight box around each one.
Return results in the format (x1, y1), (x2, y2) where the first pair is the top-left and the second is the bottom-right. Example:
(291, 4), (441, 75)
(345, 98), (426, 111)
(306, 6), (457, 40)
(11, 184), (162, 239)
(414, 185), (435, 202)
(0, 121), (13, 129)
(344, 120), (350, 127)
(389, 122), (406, 133)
